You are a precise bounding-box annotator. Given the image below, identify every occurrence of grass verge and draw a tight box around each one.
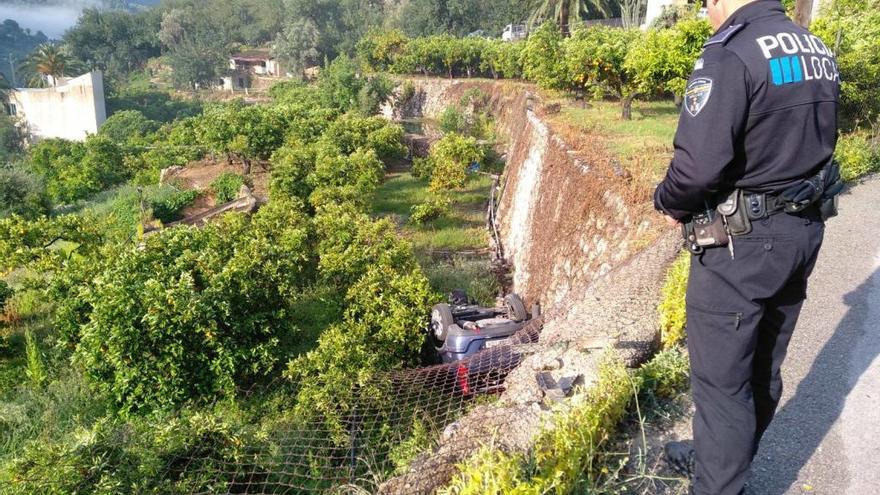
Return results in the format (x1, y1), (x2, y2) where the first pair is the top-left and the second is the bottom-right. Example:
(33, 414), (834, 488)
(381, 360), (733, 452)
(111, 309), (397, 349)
(440, 348), (690, 495)
(545, 97), (679, 183)
(372, 170), (498, 303)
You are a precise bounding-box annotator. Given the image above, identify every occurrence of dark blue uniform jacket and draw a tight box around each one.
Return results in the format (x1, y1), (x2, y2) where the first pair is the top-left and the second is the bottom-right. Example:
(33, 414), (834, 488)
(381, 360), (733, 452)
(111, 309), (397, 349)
(654, 0), (840, 220)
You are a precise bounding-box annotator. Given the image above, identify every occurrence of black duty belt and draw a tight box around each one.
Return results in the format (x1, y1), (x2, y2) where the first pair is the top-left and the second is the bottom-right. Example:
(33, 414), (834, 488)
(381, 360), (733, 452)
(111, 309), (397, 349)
(744, 192), (788, 219)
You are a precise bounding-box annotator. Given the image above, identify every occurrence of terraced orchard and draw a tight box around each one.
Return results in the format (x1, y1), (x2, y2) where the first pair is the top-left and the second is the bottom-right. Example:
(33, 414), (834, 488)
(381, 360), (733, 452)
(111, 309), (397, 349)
(0, 77), (684, 495)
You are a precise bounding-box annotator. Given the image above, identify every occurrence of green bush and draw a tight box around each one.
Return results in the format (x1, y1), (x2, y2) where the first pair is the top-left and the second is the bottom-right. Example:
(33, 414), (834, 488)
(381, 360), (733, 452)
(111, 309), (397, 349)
(638, 346), (690, 399)
(480, 40), (524, 79)
(317, 55), (363, 112)
(106, 86), (203, 123)
(521, 22), (567, 90)
(357, 74), (396, 116)
(99, 109), (161, 144)
(1, 403), (268, 495)
(440, 105), (467, 135)
(441, 349), (691, 494)
(269, 144), (317, 202)
(564, 26), (644, 119)
(313, 205), (416, 288)
(210, 172), (246, 204)
(412, 156), (434, 180)
(308, 146), (384, 209)
(658, 251), (690, 348)
(410, 194), (452, 225)
(27, 135), (128, 204)
(626, 18), (712, 97)
(197, 102), (289, 173)
(428, 134), (484, 191)
(812, 3), (880, 127)
(357, 29), (411, 72)
(148, 186), (200, 224)
(441, 355), (634, 495)
(836, 131), (880, 181)
(0, 280), (11, 312)
(366, 122), (408, 161)
(0, 113), (24, 163)
(0, 167), (50, 219)
(70, 200), (313, 415)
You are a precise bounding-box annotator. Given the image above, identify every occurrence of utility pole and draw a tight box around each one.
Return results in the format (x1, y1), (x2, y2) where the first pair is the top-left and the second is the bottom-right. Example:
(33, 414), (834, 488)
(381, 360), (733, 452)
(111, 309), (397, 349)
(793, 0), (814, 27)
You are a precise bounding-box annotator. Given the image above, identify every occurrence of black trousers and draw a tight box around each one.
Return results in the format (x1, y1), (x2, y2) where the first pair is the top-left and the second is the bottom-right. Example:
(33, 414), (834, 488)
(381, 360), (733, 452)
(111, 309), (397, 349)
(686, 210), (824, 495)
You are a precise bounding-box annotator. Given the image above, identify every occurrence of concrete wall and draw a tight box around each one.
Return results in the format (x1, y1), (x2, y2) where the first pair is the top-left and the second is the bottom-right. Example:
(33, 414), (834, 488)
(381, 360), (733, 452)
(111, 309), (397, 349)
(10, 71), (107, 142)
(384, 78), (667, 322)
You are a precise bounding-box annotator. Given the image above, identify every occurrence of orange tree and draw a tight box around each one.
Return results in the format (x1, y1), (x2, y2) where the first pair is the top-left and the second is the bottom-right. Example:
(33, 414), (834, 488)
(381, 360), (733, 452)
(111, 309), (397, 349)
(564, 25), (645, 119)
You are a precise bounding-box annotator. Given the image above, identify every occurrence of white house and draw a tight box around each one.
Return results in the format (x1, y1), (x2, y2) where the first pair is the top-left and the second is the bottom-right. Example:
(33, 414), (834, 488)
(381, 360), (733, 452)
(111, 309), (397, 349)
(6, 71), (107, 142)
(219, 51), (286, 92)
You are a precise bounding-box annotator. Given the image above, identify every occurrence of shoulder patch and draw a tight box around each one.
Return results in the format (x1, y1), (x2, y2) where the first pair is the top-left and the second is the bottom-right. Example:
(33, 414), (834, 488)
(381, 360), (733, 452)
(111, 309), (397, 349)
(685, 77), (713, 117)
(703, 23), (745, 47)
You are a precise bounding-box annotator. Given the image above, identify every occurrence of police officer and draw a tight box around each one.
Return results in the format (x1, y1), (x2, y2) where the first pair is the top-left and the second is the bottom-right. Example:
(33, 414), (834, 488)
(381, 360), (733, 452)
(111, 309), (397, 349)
(653, 0), (840, 493)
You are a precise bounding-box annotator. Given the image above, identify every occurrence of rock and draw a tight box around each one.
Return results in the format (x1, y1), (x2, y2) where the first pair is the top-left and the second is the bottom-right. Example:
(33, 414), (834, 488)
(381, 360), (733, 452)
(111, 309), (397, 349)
(159, 166), (183, 184)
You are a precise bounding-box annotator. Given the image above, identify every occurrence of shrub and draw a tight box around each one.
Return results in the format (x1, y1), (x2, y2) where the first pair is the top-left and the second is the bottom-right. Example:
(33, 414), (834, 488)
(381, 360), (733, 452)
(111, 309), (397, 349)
(564, 26), (644, 119)
(99, 109), (161, 144)
(357, 29), (411, 72)
(269, 144), (317, 202)
(0, 279), (11, 311)
(520, 22), (567, 90)
(198, 102), (289, 173)
(439, 105), (467, 135)
(440, 355), (633, 495)
(0, 167), (50, 219)
(441, 349), (691, 494)
(428, 134), (484, 191)
(317, 55), (362, 112)
(148, 186), (199, 223)
(480, 40), (524, 79)
(285, 263), (433, 444)
(638, 346), (690, 399)
(70, 200), (313, 415)
(357, 74), (396, 116)
(410, 194), (452, 225)
(812, 4), (880, 128)
(836, 131), (880, 181)
(367, 123), (408, 161)
(313, 205), (416, 288)
(210, 172), (246, 204)
(0, 113), (24, 162)
(308, 146), (384, 206)
(27, 135), (128, 204)
(412, 156), (434, 180)
(2, 405), (264, 495)
(626, 18), (712, 98)
(106, 86), (203, 123)
(658, 251), (690, 348)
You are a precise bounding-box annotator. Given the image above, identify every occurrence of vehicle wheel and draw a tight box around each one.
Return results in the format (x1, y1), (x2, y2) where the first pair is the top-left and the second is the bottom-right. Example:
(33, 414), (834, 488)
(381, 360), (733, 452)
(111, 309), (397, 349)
(504, 294), (528, 322)
(431, 303), (455, 344)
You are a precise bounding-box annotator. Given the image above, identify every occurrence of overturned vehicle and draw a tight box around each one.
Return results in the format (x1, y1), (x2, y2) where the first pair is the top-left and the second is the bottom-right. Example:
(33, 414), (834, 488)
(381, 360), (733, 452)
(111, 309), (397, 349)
(429, 290), (537, 363)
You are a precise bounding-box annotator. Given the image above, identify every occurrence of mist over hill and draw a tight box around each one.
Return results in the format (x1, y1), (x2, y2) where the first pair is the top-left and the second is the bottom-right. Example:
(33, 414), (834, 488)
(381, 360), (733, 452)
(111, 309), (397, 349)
(0, 0), (158, 39)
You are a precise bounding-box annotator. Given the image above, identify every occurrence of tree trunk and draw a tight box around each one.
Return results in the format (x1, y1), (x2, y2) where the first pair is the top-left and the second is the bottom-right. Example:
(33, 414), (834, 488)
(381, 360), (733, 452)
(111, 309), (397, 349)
(560, 0), (571, 36)
(242, 158), (252, 176)
(673, 93), (683, 107)
(793, 0), (814, 28)
(621, 95), (634, 120)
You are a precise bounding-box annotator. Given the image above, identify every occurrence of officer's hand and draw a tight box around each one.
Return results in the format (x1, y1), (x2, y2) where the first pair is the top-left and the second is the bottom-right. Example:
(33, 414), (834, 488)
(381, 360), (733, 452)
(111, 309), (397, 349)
(664, 215), (680, 227)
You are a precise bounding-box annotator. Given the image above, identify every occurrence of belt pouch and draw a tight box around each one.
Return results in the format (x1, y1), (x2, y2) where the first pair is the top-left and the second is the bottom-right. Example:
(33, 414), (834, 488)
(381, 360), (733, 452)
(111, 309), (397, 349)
(717, 189), (752, 236)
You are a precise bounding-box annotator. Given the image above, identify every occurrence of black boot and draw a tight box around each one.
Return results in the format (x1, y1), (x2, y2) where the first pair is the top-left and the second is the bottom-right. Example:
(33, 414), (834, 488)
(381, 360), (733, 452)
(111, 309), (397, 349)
(664, 440), (696, 480)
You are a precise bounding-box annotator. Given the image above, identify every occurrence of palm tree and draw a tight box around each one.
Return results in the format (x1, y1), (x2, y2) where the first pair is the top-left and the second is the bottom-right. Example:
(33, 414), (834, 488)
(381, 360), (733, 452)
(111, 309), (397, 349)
(528, 0), (613, 36)
(18, 44), (78, 87)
